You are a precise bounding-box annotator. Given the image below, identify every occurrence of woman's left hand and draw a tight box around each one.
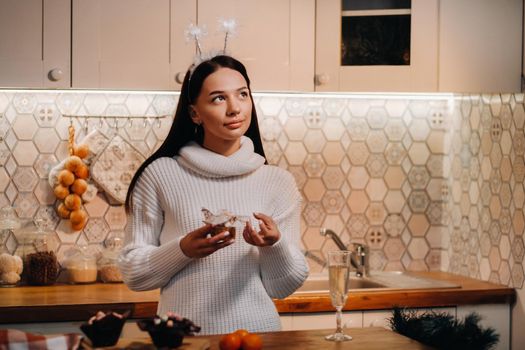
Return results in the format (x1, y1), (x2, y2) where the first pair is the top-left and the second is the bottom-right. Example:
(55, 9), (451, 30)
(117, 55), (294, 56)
(242, 212), (281, 247)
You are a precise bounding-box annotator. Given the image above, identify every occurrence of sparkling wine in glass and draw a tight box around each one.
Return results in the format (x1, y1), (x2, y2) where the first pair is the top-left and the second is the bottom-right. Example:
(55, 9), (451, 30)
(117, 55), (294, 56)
(325, 250), (352, 341)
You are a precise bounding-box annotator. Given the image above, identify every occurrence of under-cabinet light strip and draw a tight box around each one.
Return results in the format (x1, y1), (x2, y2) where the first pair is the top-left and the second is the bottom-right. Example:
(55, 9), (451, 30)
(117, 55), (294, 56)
(62, 114), (169, 119)
(0, 88), (455, 101)
(253, 92), (455, 100)
(342, 9), (411, 17)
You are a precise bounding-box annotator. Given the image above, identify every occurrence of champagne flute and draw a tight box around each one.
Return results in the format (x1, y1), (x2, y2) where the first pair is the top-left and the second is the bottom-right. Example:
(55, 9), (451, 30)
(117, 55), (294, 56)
(325, 250), (352, 341)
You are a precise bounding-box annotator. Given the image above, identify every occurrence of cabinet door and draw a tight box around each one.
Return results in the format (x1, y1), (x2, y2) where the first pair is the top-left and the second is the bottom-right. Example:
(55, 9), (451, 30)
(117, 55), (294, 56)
(72, 0), (171, 90)
(363, 307), (456, 329)
(0, 0), (70, 88)
(362, 310), (392, 328)
(169, 0), (197, 90)
(279, 314), (294, 331)
(456, 304), (510, 350)
(315, 0), (438, 92)
(439, 0), (522, 93)
(291, 311), (362, 330)
(196, 0), (315, 91)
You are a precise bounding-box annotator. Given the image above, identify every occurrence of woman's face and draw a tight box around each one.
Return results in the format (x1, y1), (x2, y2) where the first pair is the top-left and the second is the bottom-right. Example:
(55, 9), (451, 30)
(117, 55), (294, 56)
(191, 67), (252, 156)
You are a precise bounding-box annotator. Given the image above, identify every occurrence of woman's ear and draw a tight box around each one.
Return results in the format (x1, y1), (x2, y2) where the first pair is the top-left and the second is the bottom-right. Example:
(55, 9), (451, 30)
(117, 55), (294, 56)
(189, 106), (201, 125)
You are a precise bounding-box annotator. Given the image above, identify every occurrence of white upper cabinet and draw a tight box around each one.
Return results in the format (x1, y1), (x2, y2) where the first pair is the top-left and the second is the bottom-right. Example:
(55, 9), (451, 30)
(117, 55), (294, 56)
(315, 0), (522, 93)
(73, 0), (175, 90)
(72, 0), (314, 91)
(1, 0), (522, 92)
(315, 0), (438, 92)
(439, 0), (522, 93)
(196, 0), (315, 91)
(0, 0), (70, 88)
(170, 0), (199, 90)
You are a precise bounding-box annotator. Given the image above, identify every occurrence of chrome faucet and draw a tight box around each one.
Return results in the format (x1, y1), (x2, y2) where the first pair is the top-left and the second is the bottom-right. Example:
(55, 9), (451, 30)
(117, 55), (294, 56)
(320, 228), (369, 277)
(352, 242), (369, 278)
(302, 250), (327, 268)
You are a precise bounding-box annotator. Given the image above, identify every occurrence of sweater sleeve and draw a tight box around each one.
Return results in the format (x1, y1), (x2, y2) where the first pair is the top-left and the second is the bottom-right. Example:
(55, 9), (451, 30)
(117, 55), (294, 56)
(118, 162), (192, 291)
(258, 169), (309, 298)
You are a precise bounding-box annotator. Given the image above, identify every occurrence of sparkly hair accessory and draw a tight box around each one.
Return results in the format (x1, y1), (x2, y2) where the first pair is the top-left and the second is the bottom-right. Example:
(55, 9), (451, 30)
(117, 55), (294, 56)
(218, 18), (238, 53)
(185, 18), (238, 75)
(184, 23), (207, 58)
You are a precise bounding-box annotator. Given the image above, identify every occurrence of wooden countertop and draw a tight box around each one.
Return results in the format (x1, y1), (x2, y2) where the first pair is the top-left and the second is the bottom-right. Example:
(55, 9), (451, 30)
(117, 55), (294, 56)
(275, 271), (516, 313)
(0, 271), (515, 324)
(200, 327), (433, 350)
(91, 326), (433, 350)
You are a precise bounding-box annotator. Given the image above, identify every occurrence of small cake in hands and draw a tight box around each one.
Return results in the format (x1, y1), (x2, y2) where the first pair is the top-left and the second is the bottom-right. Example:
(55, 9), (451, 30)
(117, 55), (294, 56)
(209, 224), (236, 238)
(137, 312), (201, 349)
(80, 310), (129, 347)
(201, 207), (251, 239)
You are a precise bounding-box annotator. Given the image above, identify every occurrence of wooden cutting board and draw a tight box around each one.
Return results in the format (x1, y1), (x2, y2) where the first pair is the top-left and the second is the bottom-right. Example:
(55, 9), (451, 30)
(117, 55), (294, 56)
(80, 336), (210, 349)
(201, 328), (434, 350)
(81, 327), (430, 349)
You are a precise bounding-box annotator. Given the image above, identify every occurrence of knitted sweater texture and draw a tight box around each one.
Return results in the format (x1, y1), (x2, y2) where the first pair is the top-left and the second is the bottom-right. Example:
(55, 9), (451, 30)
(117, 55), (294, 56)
(118, 137), (309, 335)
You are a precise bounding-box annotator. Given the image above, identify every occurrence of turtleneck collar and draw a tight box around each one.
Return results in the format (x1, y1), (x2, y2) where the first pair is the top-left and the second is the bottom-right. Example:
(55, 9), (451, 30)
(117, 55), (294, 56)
(177, 136), (266, 178)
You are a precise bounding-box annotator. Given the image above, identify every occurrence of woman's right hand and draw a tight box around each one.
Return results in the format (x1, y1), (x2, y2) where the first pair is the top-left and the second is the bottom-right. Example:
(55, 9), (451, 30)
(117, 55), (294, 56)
(179, 224), (235, 258)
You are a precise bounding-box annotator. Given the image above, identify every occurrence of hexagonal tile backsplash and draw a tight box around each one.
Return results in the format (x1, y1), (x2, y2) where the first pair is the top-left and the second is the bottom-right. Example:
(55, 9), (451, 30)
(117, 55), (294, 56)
(0, 91), (524, 289)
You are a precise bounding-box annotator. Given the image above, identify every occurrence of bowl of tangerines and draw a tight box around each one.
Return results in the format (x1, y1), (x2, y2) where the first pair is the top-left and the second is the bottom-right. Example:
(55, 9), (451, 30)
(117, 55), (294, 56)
(219, 329), (262, 350)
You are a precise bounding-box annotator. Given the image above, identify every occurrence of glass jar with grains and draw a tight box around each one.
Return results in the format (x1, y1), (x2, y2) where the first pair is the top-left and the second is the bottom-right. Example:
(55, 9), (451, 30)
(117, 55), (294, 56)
(98, 236), (123, 283)
(17, 219), (59, 286)
(64, 245), (98, 284)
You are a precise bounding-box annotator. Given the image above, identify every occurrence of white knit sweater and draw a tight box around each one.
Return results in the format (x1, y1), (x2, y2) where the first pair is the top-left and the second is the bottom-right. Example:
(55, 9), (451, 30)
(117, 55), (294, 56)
(118, 136), (309, 335)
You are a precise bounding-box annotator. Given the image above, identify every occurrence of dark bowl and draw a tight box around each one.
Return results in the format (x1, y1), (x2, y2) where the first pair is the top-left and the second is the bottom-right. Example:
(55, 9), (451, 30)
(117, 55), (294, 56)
(137, 319), (185, 348)
(80, 313), (127, 347)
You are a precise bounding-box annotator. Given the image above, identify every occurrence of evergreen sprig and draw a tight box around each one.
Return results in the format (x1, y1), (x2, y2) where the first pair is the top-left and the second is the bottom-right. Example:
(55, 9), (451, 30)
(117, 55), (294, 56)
(389, 307), (499, 350)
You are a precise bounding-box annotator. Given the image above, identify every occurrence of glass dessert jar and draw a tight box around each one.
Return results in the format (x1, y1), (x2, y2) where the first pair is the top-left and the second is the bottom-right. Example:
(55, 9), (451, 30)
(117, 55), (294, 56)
(18, 219), (59, 286)
(98, 236), (123, 283)
(0, 206), (21, 238)
(0, 207), (23, 287)
(64, 245), (98, 284)
(0, 253), (23, 287)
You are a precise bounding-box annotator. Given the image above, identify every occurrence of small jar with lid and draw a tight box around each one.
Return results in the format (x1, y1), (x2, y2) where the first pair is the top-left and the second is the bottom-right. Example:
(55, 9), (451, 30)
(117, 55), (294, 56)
(64, 245), (98, 284)
(98, 236), (123, 283)
(17, 219), (59, 286)
(0, 207), (23, 287)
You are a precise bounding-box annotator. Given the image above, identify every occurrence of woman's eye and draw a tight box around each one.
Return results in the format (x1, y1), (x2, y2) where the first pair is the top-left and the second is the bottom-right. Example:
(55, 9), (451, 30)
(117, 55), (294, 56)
(240, 91), (249, 98)
(212, 95), (225, 103)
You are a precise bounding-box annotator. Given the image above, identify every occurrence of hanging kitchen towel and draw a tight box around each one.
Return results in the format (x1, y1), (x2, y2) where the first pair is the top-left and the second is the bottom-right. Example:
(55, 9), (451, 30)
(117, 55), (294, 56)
(90, 135), (146, 204)
(48, 128), (110, 189)
(79, 128), (111, 163)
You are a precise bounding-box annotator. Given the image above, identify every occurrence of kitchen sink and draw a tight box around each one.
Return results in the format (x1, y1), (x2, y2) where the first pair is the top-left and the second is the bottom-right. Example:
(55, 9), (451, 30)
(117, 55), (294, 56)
(295, 276), (386, 293)
(366, 271), (460, 289)
(294, 271), (460, 294)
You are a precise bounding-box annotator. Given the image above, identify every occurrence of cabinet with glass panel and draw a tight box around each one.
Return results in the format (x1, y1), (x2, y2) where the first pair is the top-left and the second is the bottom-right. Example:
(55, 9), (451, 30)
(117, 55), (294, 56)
(316, 0), (522, 93)
(315, 0), (438, 92)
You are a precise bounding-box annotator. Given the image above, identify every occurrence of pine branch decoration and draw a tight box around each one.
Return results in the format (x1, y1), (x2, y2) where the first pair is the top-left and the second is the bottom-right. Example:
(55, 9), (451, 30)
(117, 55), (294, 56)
(389, 307), (499, 350)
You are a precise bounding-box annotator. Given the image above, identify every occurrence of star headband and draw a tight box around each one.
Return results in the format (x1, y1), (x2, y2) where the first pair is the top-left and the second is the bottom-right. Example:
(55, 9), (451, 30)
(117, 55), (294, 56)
(185, 18), (238, 76)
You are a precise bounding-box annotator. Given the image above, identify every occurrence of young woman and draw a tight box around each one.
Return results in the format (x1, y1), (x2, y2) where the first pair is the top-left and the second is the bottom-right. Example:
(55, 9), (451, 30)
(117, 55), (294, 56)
(119, 55), (308, 335)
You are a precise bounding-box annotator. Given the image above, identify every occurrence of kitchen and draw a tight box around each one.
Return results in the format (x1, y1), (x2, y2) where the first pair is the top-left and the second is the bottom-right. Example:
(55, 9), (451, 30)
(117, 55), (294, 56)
(0, 0), (523, 349)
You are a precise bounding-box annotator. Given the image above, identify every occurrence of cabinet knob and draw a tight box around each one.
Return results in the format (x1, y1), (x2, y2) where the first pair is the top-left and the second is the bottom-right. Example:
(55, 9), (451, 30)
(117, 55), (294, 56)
(48, 68), (63, 82)
(315, 73), (330, 86)
(175, 72), (186, 84)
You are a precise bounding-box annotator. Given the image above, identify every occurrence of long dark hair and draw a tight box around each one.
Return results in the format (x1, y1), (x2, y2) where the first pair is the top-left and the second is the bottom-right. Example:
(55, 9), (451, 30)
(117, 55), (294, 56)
(125, 55), (266, 210)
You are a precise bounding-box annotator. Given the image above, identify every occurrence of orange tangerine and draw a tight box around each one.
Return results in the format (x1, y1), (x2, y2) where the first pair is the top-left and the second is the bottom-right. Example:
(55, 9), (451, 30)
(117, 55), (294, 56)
(64, 194), (82, 210)
(58, 169), (75, 186)
(219, 333), (241, 350)
(241, 333), (262, 350)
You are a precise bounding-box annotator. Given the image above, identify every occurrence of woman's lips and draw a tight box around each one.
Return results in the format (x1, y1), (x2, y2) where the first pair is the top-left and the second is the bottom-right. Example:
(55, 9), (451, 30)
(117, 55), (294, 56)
(225, 120), (244, 129)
